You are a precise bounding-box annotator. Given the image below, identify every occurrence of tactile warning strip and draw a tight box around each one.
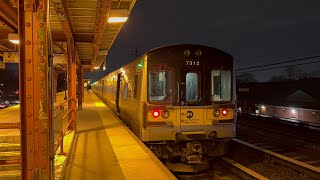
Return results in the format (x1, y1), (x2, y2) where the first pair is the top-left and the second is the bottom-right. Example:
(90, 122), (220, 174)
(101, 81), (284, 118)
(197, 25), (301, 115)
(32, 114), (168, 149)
(93, 95), (176, 180)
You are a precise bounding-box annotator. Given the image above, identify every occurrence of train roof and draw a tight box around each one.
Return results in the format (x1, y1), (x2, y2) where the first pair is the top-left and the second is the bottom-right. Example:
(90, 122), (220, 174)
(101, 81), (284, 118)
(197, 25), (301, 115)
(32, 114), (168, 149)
(147, 44), (233, 57)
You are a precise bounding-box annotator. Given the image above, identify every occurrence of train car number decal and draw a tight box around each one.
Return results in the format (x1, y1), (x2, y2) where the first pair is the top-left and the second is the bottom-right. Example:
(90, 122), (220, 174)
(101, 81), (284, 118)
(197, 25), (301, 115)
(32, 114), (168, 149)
(186, 60), (199, 66)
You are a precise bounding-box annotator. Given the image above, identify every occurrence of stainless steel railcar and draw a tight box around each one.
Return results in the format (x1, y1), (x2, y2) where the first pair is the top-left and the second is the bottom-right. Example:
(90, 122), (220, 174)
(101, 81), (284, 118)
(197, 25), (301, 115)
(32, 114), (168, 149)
(92, 44), (236, 174)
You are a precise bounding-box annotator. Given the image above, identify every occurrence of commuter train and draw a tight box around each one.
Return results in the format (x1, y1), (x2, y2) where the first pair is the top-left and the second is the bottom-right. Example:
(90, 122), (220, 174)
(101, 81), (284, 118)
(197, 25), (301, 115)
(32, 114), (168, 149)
(92, 44), (236, 174)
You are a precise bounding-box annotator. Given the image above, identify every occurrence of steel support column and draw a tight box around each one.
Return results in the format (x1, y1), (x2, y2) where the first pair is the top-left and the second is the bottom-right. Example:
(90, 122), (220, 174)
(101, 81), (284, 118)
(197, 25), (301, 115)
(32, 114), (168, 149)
(82, 68), (84, 102)
(77, 65), (83, 109)
(67, 38), (76, 129)
(53, 70), (58, 102)
(19, 0), (51, 178)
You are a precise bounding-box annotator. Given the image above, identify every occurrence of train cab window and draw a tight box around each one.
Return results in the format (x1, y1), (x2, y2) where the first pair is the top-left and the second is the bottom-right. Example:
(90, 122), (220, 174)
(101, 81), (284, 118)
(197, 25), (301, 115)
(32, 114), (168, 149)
(186, 72), (199, 102)
(148, 68), (174, 103)
(211, 70), (231, 101)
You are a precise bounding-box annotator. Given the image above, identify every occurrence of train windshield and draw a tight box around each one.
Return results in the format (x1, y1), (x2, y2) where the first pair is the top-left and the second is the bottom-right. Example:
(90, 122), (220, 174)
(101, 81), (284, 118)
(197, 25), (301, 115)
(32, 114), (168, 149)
(186, 72), (200, 102)
(148, 68), (174, 103)
(211, 70), (231, 101)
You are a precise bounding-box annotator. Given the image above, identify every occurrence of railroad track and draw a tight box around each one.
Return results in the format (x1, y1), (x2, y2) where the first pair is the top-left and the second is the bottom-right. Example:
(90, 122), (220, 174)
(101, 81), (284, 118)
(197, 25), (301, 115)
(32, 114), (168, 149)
(237, 122), (320, 166)
(238, 132), (320, 167)
(213, 156), (269, 180)
(238, 114), (320, 145)
(223, 138), (320, 179)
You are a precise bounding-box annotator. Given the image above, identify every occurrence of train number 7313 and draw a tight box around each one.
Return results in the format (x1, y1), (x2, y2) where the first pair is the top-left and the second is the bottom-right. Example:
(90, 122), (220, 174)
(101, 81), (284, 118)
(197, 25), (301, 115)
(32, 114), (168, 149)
(186, 61), (200, 66)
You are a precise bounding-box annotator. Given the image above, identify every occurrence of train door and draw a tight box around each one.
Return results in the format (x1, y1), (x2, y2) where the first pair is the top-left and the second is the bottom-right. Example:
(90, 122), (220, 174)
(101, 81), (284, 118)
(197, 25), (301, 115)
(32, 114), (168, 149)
(115, 73), (121, 113)
(179, 63), (205, 132)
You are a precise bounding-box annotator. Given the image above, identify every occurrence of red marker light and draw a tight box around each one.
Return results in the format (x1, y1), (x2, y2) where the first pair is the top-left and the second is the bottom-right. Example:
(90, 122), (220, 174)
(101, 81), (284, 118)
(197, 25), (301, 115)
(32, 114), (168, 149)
(222, 109), (228, 116)
(152, 109), (160, 118)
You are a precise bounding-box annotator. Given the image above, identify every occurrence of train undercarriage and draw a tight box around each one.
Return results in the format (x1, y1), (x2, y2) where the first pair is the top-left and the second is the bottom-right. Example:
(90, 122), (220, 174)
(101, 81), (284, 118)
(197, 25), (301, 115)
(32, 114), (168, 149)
(148, 139), (230, 179)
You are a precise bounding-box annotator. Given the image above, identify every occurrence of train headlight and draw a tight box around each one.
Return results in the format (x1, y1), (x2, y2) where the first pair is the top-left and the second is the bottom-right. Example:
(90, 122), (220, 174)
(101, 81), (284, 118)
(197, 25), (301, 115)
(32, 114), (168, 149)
(213, 109), (220, 117)
(161, 110), (170, 119)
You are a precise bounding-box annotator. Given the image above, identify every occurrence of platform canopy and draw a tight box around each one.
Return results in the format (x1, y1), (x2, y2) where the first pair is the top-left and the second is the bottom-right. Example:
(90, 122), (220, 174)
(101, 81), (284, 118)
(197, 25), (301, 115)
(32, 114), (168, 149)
(0, 0), (136, 72)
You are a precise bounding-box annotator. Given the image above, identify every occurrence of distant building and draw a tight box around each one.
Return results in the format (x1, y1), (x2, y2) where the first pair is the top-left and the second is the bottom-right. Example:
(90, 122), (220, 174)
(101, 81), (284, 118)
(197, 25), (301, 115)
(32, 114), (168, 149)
(237, 78), (320, 110)
(237, 78), (320, 126)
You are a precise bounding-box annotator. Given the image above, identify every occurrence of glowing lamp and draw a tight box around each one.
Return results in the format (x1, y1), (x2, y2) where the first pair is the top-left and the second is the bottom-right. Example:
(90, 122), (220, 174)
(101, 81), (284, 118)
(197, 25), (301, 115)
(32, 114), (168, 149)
(108, 9), (129, 23)
(222, 109), (228, 116)
(152, 109), (160, 118)
(8, 33), (19, 44)
(108, 17), (128, 23)
(94, 66), (100, 70)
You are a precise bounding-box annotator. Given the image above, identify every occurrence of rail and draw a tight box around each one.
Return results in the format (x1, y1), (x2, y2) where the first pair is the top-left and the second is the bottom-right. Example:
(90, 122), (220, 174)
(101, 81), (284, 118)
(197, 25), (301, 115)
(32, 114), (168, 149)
(0, 122), (20, 129)
(232, 138), (320, 179)
(54, 97), (76, 155)
(0, 97), (77, 166)
(220, 157), (269, 180)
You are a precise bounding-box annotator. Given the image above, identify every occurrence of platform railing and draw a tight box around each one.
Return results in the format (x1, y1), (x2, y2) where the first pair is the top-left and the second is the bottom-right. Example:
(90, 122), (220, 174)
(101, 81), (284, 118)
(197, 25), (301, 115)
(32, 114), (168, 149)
(0, 122), (20, 129)
(54, 97), (76, 155)
(0, 107), (21, 166)
(0, 97), (76, 166)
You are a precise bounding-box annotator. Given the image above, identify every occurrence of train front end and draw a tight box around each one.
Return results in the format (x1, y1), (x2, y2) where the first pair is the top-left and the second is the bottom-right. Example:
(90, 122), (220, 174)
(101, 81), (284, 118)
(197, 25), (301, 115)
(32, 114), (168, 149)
(142, 44), (236, 175)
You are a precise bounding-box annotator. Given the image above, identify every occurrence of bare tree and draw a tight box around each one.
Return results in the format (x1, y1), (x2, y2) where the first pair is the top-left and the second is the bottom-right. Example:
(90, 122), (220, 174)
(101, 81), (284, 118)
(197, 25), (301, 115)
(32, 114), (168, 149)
(268, 75), (287, 82)
(284, 66), (305, 80)
(285, 66), (295, 80)
(236, 73), (258, 83)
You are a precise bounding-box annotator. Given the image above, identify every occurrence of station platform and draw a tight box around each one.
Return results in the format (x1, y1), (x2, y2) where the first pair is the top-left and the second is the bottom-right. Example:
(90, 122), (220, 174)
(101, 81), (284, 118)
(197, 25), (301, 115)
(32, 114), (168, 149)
(0, 92), (74, 179)
(0, 92), (68, 137)
(65, 92), (176, 180)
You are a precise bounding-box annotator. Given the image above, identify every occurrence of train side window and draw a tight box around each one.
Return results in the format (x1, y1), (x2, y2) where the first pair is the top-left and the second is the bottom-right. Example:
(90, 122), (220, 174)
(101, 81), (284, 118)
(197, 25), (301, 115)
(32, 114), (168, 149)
(134, 75), (138, 98)
(211, 70), (231, 101)
(186, 72), (199, 102)
(123, 84), (128, 101)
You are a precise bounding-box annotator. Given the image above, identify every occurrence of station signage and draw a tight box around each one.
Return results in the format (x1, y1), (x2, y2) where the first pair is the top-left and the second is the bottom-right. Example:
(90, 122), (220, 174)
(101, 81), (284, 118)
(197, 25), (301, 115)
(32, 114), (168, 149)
(2, 52), (65, 64)
(3, 52), (17, 63)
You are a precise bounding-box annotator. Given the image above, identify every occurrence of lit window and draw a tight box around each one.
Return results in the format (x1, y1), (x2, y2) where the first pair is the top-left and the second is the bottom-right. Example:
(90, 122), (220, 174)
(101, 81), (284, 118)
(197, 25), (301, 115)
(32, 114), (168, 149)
(211, 70), (231, 101)
(186, 72), (199, 102)
(148, 68), (174, 103)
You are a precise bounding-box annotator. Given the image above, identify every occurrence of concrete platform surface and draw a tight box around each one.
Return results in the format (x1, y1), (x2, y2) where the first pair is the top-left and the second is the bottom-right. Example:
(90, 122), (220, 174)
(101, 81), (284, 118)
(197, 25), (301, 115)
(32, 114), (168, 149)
(66, 92), (176, 180)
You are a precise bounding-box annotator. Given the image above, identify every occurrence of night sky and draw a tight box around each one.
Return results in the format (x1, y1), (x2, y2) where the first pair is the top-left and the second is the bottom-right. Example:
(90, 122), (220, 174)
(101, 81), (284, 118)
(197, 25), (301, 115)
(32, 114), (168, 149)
(87, 0), (320, 82)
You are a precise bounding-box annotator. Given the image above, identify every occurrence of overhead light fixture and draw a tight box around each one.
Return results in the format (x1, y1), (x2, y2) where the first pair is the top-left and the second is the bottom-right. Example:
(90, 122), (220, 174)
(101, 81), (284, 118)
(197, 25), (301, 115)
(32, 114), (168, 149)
(8, 33), (19, 44)
(108, 9), (129, 23)
(94, 66), (100, 70)
(108, 17), (128, 23)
